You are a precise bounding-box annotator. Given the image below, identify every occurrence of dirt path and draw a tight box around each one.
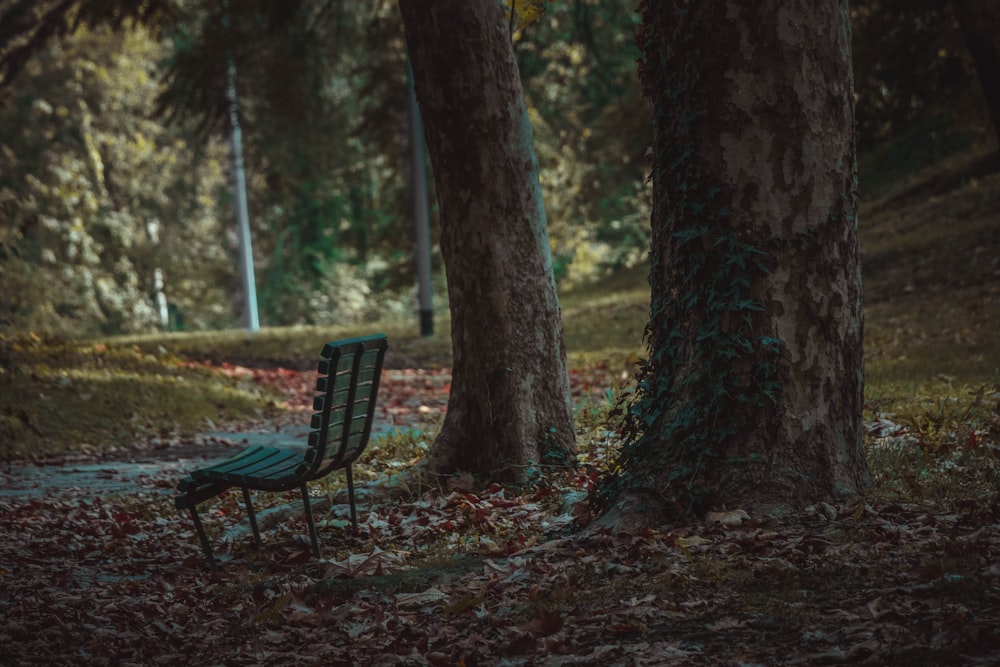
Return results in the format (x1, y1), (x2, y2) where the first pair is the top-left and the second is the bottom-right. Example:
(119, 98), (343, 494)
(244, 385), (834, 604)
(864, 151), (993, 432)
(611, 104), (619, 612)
(0, 418), (419, 499)
(0, 363), (608, 501)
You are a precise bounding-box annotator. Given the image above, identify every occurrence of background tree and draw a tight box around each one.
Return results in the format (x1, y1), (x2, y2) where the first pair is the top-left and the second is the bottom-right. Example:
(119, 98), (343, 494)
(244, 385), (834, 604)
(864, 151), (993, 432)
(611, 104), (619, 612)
(155, 0), (404, 326)
(1, 0), (419, 332)
(2, 0), (995, 339)
(0, 24), (232, 335)
(398, 0), (576, 483)
(851, 0), (1000, 193)
(602, 0), (869, 520)
(952, 0), (1000, 153)
(514, 1), (652, 282)
(0, 0), (175, 89)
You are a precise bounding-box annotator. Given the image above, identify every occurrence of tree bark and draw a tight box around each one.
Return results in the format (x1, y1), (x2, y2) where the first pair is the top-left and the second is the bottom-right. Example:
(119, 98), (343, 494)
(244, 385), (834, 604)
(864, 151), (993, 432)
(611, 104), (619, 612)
(605, 0), (868, 519)
(398, 0), (576, 484)
(953, 0), (1000, 150)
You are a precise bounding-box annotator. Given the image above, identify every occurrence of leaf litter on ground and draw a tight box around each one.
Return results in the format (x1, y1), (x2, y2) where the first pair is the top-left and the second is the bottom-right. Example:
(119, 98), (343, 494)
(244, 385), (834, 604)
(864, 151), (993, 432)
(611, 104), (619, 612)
(1, 363), (1000, 665)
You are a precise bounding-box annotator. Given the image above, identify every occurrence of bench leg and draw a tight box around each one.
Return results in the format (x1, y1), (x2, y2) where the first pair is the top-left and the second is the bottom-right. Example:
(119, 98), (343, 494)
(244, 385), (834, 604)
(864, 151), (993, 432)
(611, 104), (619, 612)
(241, 486), (262, 548)
(301, 483), (321, 559)
(345, 465), (358, 532)
(188, 506), (218, 570)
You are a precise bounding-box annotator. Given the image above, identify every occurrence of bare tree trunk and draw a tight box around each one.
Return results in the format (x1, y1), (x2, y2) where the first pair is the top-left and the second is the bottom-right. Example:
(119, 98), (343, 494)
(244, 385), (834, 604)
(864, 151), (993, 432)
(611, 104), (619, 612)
(398, 0), (575, 484)
(604, 0), (868, 521)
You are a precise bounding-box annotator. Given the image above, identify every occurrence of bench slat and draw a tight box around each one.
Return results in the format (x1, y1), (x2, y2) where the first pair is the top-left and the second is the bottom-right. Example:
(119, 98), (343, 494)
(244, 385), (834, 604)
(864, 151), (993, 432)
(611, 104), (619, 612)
(199, 447), (302, 482)
(189, 446), (291, 479)
(174, 333), (388, 567)
(317, 368), (378, 393)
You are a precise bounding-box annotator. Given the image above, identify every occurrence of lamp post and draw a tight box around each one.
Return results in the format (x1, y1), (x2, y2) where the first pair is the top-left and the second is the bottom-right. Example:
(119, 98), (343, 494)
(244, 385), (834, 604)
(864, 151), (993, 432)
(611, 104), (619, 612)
(224, 4), (259, 332)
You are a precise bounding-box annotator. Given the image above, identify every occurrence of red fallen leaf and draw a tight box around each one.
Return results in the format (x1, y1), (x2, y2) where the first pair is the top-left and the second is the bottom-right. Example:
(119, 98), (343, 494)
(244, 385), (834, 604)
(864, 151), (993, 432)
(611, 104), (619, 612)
(488, 498), (521, 509)
(571, 501), (592, 527)
(914, 562), (945, 582)
(609, 622), (641, 635)
(530, 488), (557, 501)
(519, 609), (563, 637)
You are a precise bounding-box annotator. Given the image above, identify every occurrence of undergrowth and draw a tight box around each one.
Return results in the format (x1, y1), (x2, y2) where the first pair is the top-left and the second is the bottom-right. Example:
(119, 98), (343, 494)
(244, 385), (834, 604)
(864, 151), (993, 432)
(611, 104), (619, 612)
(864, 381), (1000, 505)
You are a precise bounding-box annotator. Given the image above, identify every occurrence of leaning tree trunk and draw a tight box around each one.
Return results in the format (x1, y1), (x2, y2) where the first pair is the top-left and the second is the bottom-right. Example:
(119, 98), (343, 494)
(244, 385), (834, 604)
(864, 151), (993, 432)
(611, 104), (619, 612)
(604, 0), (868, 519)
(398, 0), (576, 483)
(953, 0), (1000, 151)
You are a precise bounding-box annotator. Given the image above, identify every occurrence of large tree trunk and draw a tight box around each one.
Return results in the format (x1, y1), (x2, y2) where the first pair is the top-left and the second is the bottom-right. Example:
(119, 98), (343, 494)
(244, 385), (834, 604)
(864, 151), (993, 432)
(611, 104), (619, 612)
(604, 1), (868, 520)
(398, 0), (576, 483)
(953, 0), (1000, 150)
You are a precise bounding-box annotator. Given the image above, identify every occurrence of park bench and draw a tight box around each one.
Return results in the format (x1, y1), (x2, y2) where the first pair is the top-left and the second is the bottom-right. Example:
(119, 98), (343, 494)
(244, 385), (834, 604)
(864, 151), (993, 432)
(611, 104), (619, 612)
(175, 333), (388, 568)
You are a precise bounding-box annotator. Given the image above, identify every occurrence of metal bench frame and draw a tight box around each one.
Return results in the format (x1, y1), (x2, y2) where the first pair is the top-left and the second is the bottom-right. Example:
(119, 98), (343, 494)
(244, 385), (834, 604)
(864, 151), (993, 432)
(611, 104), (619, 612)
(175, 334), (388, 568)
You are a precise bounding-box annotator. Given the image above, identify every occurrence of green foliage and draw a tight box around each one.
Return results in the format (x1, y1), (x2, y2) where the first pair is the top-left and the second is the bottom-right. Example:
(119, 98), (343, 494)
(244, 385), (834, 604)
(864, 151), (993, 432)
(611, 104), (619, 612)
(505, 0), (551, 37)
(515, 1), (652, 286)
(0, 25), (234, 335)
(159, 1), (436, 327)
(0, 0), (994, 349)
(0, 0), (176, 89)
(0, 0), (652, 333)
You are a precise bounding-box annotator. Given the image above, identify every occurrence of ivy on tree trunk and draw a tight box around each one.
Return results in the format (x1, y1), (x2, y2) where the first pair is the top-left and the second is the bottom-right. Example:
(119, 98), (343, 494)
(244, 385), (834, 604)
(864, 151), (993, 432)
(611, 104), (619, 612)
(603, 0), (869, 520)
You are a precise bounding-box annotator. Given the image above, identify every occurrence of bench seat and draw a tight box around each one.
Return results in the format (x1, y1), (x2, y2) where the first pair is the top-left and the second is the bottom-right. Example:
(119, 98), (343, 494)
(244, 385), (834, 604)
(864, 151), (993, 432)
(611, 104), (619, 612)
(174, 334), (388, 568)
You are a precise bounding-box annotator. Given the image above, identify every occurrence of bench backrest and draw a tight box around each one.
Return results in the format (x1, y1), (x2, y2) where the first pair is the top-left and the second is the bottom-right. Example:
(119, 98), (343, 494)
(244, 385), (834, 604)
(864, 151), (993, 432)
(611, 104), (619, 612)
(301, 334), (388, 480)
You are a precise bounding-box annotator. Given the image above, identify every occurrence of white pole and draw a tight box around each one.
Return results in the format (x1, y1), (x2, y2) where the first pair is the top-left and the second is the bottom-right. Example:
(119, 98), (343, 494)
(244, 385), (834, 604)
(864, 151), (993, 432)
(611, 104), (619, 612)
(227, 58), (260, 331)
(146, 220), (169, 329)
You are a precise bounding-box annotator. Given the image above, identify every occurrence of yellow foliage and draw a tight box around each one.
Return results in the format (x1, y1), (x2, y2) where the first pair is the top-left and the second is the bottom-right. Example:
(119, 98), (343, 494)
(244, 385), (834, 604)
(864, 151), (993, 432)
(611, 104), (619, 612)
(507, 0), (549, 32)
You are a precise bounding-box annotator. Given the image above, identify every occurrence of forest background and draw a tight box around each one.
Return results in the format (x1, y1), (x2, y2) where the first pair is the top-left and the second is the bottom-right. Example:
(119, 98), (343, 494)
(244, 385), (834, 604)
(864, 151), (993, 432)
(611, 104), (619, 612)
(1, 0), (993, 339)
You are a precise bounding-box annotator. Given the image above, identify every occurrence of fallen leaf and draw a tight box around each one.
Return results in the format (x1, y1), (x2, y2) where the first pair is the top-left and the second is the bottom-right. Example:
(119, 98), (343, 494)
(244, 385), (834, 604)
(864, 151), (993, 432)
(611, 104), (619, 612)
(395, 587), (448, 609)
(519, 610), (564, 637)
(706, 509), (750, 527)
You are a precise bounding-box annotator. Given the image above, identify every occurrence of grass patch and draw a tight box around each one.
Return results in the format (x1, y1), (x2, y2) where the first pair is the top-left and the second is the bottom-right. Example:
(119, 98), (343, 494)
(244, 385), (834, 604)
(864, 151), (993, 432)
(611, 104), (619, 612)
(865, 380), (1000, 505)
(104, 322), (455, 371)
(0, 333), (283, 460)
(857, 142), (1000, 504)
(109, 267), (652, 373)
(561, 265), (649, 371)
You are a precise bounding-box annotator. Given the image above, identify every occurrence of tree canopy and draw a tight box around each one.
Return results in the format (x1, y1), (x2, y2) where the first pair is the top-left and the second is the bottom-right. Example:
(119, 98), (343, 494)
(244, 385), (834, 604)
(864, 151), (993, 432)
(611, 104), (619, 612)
(0, 0), (995, 336)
